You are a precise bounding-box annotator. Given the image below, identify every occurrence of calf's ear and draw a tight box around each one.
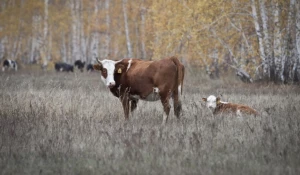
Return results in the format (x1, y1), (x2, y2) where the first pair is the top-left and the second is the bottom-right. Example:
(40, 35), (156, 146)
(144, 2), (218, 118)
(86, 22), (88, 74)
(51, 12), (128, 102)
(93, 63), (102, 71)
(202, 98), (207, 102)
(216, 97), (221, 104)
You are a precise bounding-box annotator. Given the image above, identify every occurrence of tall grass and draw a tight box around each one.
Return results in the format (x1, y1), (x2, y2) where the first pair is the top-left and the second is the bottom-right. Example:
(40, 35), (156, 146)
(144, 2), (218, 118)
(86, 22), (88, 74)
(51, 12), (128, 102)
(0, 70), (300, 174)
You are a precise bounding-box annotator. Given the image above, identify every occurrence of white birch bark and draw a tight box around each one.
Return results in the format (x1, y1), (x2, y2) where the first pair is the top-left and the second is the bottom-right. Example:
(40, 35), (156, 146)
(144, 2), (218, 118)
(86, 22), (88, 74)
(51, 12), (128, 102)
(104, 0), (111, 59)
(122, 0), (133, 58)
(259, 0), (271, 78)
(273, 0), (284, 82)
(71, 0), (81, 63)
(79, 0), (86, 62)
(89, 0), (99, 63)
(40, 0), (49, 66)
(30, 15), (42, 63)
(140, 1), (146, 59)
(0, 38), (5, 60)
(251, 0), (268, 79)
(61, 32), (67, 63)
(285, 0), (296, 81)
(296, 0), (300, 80)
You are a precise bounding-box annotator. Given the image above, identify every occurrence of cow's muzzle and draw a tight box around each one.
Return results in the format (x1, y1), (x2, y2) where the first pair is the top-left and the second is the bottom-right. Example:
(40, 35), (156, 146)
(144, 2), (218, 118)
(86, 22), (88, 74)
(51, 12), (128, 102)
(108, 82), (116, 88)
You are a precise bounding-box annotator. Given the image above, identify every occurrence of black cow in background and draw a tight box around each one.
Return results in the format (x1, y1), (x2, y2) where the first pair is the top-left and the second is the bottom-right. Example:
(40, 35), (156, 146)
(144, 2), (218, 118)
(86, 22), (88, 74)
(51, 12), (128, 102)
(86, 63), (94, 72)
(2, 59), (18, 72)
(74, 60), (85, 72)
(55, 62), (74, 72)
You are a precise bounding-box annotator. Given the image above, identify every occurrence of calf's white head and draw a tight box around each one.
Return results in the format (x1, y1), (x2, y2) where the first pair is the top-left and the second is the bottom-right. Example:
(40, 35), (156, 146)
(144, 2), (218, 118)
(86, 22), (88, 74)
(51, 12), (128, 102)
(202, 95), (221, 110)
(93, 59), (122, 88)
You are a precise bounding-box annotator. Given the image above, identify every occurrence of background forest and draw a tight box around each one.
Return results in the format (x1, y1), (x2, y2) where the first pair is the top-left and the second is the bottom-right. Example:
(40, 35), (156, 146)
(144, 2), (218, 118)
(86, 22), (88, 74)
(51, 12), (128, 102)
(0, 0), (300, 83)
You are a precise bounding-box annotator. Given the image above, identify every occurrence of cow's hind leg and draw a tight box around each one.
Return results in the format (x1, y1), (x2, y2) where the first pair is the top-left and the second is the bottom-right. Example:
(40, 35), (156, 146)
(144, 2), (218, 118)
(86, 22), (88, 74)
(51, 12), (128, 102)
(160, 94), (171, 125)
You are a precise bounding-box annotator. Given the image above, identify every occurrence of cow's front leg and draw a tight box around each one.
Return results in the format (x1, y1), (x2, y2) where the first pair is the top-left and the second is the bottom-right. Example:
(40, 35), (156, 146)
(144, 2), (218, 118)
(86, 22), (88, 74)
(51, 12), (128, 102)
(121, 95), (130, 120)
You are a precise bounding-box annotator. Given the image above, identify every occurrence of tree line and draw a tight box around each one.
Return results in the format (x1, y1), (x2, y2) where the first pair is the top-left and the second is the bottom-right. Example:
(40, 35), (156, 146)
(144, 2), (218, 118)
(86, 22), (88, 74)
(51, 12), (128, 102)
(0, 0), (299, 83)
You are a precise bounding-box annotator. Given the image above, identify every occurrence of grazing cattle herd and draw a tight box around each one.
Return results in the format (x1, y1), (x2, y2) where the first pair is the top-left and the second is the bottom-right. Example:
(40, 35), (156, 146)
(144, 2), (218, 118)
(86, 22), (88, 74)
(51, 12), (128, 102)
(1, 57), (259, 123)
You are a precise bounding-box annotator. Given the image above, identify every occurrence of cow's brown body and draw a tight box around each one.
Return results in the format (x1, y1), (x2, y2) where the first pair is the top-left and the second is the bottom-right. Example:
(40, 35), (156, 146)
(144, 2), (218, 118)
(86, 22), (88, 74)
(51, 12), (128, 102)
(94, 56), (185, 124)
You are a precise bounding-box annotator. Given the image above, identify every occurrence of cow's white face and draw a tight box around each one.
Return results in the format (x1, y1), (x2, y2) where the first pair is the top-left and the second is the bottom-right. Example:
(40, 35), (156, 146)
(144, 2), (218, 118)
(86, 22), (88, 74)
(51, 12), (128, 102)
(97, 59), (117, 88)
(202, 95), (218, 109)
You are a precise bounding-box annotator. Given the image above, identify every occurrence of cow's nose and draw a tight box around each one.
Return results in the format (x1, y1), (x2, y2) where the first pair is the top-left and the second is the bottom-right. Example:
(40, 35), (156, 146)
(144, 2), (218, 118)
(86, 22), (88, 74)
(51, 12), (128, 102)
(108, 82), (115, 88)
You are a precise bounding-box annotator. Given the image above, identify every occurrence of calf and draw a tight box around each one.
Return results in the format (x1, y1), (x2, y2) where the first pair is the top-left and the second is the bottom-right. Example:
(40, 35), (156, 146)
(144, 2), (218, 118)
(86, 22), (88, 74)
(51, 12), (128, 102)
(93, 56), (185, 125)
(74, 60), (85, 72)
(2, 59), (18, 72)
(202, 95), (258, 116)
(55, 62), (74, 72)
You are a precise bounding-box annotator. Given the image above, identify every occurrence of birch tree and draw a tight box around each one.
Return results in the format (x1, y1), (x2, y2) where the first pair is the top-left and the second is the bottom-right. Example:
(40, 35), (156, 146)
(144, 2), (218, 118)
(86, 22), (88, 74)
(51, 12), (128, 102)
(296, 0), (300, 81)
(251, 0), (268, 79)
(259, 0), (271, 79)
(89, 0), (99, 63)
(273, 0), (283, 82)
(140, 0), (147, 59)
(122, 0), (133, 58)
(70, 0), (81, 63)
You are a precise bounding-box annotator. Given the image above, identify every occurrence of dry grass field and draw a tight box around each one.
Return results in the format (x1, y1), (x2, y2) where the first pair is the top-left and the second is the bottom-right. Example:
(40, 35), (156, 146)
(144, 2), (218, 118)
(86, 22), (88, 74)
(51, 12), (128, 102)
(0, 69), (300, 175)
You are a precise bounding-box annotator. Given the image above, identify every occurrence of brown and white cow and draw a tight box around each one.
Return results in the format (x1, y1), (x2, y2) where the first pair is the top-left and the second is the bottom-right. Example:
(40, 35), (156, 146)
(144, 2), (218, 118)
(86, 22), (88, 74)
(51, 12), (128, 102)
(202, 95), (258, 116)
(93, 56), (185, 124)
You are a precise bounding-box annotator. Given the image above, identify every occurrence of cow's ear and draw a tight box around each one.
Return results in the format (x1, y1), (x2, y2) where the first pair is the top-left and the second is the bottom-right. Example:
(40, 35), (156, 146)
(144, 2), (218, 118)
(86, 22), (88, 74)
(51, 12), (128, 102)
(115, 64), (125, 74)
(202, 98), (207, 102)
(216, 97), (221, 104)
(93, 63), (102, 71)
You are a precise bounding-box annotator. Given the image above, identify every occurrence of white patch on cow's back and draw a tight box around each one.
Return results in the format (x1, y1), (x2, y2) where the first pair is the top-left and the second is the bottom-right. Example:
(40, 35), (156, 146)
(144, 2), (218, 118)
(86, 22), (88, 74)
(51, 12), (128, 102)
(126, 59), (132, 72)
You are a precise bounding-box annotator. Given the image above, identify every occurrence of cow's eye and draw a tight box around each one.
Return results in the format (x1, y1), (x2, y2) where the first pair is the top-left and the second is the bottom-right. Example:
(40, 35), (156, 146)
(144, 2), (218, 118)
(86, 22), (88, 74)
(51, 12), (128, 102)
(103, 70), (107, 74)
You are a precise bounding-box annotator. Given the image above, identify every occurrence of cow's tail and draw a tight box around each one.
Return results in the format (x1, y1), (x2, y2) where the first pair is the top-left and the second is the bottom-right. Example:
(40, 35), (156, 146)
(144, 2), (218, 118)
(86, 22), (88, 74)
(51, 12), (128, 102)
(171, 56), (184, 95)
(170, 56), (185, 95)
(170, 56), (184, 118)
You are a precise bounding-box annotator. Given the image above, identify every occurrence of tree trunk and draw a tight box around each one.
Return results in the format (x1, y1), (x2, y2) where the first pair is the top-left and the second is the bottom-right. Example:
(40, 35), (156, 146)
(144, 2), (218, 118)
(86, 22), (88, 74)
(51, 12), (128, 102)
(273, 0), (284, 82)
(295, 0), (300, 81)
(259, 0), (271, 79)
(122, 0), (133, 58)
(140, 0), (146, 59)
(89, 0), (99, 63)
(104, 0), (111, 59)
(283, 0), (296, 83)
(71, 0), (81, 63)
(251, 0), (268, 79)
(61, 31), (67, 63)
(44, 0), (49, 60)
(30, 15), (42, 64)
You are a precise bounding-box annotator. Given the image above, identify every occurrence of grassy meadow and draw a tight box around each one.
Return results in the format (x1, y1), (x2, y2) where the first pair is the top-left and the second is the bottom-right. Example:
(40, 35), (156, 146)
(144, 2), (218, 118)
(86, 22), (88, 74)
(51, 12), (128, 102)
(0, 69), (300, 175)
